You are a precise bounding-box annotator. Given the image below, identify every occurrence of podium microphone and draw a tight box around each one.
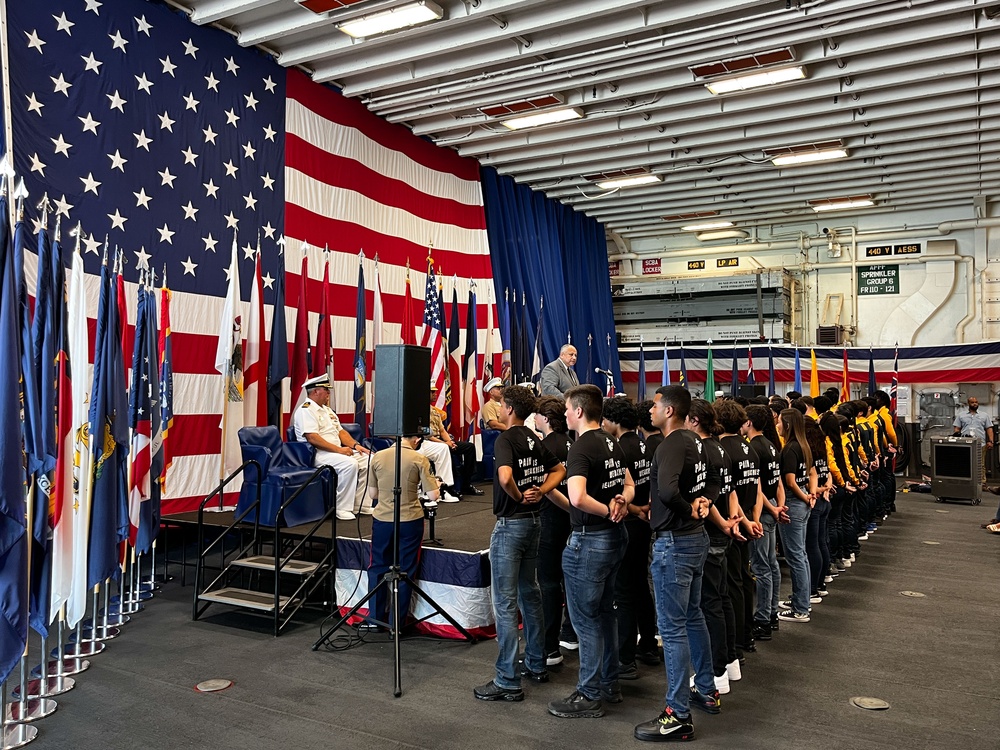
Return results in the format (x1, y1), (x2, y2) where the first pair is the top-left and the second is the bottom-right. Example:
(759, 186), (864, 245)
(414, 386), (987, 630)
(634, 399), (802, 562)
(594, 367), (613, 376)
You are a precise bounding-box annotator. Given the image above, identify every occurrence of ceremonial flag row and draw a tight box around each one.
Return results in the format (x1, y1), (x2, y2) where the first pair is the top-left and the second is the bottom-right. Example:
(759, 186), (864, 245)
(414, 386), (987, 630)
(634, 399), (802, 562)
(0, 193), (176, 685)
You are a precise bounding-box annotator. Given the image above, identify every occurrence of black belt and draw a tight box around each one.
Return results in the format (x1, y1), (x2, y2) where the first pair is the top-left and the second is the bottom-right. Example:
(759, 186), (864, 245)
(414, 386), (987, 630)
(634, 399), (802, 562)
(571, 522), (616, 532)
(500, 511), (540, 520)
(654, 526), (705, 538)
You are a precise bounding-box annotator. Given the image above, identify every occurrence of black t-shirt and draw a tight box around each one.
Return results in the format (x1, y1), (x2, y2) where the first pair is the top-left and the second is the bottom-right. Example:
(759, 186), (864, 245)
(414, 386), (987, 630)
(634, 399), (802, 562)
(493, 425), (560, 517)
(721, 435), (761, 517)
(813, 454), (830, 485)
(618, 431), (652, 508)
(565, 429), (627, 530)
(645, 432), (664, 455)
(780, 440), (811, 499)
(702, 436), (732, 542)
(750, 434), (780, 502)
(649, 429), (708, 534)
(541, 431), (574, 512)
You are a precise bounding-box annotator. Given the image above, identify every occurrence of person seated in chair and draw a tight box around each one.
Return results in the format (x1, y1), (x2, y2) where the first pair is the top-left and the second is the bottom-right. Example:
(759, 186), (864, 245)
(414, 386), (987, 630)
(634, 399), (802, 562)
(428, 383), (483, 497)
(418, 382), (461, 503)
(365, 435), (441, 631)
(292, 374), (372, 521)
(481, 377), (508, 432)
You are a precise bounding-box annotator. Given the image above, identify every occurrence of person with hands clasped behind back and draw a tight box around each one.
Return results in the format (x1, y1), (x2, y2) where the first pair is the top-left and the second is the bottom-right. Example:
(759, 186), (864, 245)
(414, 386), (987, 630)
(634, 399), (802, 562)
(474, 386), (566, 703)
(547, 385), (632, 720)
(634, 387), (717, 743)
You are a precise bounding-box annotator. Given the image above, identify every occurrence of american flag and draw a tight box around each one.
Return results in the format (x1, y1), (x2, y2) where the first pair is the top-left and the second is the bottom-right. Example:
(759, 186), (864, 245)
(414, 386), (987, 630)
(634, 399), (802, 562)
(421, 260), (447, 406)
(9, 1), (497, 513)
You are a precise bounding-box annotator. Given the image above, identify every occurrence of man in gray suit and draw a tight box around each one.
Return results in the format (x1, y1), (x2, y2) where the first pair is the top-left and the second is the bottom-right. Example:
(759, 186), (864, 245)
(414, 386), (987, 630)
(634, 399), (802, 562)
(539, 345), (580, 398)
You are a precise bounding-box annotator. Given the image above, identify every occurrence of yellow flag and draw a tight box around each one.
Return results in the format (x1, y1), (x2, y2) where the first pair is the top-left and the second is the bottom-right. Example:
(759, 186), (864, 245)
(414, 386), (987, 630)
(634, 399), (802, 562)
(810, 349), (820, 397)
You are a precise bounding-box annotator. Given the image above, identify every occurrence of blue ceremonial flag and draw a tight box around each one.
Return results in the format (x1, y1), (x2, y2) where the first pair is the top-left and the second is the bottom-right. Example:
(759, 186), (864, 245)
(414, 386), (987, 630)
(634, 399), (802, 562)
(679, 344), (688, 387)
(128, 280), (160, 555)
(793, 347), (803, 393)
(353, 257), (367, 431)
(868, 346), (877, 395)
(0, 193), (28, 685)
(768, 345), (776, 396)
(637, 341), (646, 398)
(730, 344), (739, 396)
(158, 279), (175, 491)
(661, 344), (670, 387)
(266, 246), (288, 431)
(29, 224), (57, 636)
(499, 290), (511, 386)
(88, 256), (129, 588)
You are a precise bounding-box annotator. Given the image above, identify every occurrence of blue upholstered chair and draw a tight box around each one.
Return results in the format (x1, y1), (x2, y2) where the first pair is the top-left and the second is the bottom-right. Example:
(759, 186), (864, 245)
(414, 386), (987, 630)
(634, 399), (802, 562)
(236, 426), (333, 527)
(479, 420), (501, 477)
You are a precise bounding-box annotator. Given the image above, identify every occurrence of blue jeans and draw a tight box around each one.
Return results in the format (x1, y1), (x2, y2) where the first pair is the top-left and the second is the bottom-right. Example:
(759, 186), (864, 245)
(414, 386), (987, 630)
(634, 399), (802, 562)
(562, 525), (628, 700)
(750, 513), (780, 624)
(490, 516), (545, 689)
(651, 530), (714, 717)
(778, 499), (811, 614)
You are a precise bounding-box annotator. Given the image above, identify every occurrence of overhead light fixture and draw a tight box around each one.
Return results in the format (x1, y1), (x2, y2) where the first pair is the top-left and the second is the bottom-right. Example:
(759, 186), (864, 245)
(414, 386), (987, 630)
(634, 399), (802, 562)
(696, 229), (749, 242)
(500, 107), (584, 130)
(681, 220), (734, 231)
(810, 195), (875, 212)
(765, 140), (848, 167)
(584, 168), (661, 190)
(595, 174), (662, 190)
(337, 1), (443, 38)
(706, 66), (806, 95)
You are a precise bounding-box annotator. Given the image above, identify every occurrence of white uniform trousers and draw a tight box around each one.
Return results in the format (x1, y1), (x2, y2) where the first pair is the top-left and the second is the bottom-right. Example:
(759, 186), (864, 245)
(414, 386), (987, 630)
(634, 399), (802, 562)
(418, 440), (454, 487)
(315, 450), (369, 518)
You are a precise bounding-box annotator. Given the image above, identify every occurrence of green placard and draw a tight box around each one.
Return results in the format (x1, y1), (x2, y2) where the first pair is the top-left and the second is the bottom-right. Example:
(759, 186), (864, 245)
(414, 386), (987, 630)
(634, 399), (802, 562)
(858, 264), (899, 295)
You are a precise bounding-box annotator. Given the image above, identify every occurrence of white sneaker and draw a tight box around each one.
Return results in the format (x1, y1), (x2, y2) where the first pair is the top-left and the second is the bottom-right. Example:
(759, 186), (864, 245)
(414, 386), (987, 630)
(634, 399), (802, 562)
(849, 553), (856, 562)
(843, 559), (852, 568)
(726, 659), (741, 681)
(809, 595), (822, 604)
(336, 511), (357, 521)
(714, 672), (731, 695)
(422, 499), (438, 509)
(439, 491), (461, 503)
(858, 533), (869, 541)
(824, 575), (834, 583)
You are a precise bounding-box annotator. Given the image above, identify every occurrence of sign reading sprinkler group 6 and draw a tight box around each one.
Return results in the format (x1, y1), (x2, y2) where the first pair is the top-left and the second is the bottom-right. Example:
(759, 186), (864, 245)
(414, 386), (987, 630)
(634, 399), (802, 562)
(857, 264), (899, 295)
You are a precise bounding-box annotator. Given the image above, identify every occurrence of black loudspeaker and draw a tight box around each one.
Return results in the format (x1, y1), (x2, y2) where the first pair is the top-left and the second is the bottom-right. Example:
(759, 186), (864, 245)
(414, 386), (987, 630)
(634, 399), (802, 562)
(373, 345), (431, 437)
(739, 385), (766, 398)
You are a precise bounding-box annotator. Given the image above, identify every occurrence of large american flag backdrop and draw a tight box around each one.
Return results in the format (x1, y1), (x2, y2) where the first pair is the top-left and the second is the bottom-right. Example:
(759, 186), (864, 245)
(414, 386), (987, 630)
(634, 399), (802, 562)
(7, 0), (497, 513)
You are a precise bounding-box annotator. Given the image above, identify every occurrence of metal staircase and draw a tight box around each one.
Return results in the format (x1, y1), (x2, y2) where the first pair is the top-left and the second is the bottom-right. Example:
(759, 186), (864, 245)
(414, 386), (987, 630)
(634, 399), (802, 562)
(192, 464), (340, 636)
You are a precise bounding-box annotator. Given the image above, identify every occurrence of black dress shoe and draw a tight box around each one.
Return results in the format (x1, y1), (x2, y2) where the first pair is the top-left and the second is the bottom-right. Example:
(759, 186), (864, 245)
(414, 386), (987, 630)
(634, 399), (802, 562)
(464, 485), (485, 496)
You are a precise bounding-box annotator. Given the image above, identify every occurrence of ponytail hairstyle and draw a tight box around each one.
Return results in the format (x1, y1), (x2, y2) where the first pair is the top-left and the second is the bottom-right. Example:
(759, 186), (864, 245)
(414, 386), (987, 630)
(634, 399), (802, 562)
(820, 411), (851, 480)
(803, 416), (827, 469)
(779, 408), (812, 467)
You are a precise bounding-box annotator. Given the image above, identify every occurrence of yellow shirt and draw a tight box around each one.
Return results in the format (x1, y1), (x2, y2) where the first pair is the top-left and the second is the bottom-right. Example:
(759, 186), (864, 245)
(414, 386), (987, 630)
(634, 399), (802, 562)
(481, 398), (505, 430)
(367, 443), (439, 523)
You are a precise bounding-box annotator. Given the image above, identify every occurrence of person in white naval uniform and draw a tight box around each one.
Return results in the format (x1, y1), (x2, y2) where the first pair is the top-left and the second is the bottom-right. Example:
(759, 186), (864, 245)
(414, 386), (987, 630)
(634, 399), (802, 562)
(292, 374), (372, 521)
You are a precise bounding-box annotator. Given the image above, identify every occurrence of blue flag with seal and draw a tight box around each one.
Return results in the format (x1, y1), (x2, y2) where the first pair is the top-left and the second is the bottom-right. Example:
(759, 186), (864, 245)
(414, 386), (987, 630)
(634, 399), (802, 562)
(0, 192), (28, 684)
(265, 245), (288, 432)
(88, 254), (129, 588)
(793, 347), (803, 394)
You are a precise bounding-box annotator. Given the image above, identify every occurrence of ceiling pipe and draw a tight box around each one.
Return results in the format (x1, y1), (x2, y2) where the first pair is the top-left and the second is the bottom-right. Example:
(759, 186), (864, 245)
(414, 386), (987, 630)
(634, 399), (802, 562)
(606, 219), (1000, 261)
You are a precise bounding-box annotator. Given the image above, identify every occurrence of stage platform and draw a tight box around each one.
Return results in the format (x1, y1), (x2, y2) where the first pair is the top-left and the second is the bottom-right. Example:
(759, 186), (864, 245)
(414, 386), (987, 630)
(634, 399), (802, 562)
(162, 488), (501, 639)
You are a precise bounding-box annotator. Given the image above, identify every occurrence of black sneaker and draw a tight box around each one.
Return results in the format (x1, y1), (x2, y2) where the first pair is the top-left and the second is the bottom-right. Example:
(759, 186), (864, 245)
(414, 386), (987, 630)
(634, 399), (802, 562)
(770, 615), (779, 631)
(776, 609), (810, 623)
(689, 689), (721, 715)
(519, 665), (549, 684)
(636, 648), (662, 666)
(474, 680), (524, 702)
(547, 691), (605, 718)
(634, 707), (694, 742)
(602, 683), (623, 703)
(619, 661), (639, 680)
(464, 485), (485, 496)
(751, 624), (772, 641)
(545, 650), (564, 666)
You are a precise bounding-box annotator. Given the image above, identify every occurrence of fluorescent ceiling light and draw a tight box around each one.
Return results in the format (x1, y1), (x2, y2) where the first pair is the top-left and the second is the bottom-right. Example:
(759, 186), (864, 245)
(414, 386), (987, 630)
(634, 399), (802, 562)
(812, 198), (875, 212)
(337, 1), (443, 38)
(697, 229), (749, 242)
(681, 220), (734, 231)
(706, 66), (806, 95)
(596, 174), (662, 190)
(500, 107), (583, 130)
(771, 148), (848, 166)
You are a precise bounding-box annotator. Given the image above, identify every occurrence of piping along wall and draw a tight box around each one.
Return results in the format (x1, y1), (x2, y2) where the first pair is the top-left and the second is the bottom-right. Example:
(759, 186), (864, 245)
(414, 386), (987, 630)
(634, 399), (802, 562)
(616, 206), (1000, 348)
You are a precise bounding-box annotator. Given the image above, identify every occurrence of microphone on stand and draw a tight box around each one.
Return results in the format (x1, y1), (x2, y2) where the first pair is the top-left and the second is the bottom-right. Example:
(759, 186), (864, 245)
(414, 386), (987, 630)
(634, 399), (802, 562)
(594, 367), (613, 376)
